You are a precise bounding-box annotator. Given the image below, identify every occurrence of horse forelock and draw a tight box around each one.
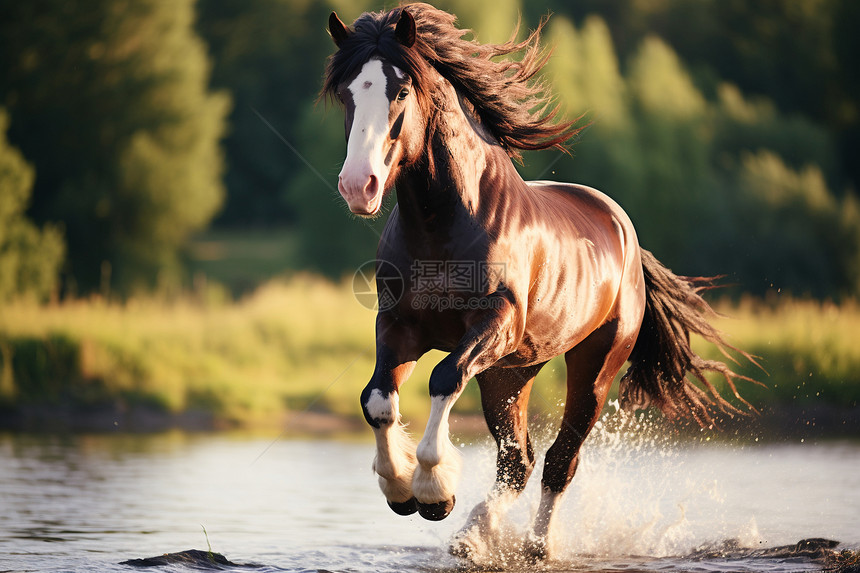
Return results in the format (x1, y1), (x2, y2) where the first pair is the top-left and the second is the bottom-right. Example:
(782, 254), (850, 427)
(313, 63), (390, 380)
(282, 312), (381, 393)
(322, 8), (430, 106)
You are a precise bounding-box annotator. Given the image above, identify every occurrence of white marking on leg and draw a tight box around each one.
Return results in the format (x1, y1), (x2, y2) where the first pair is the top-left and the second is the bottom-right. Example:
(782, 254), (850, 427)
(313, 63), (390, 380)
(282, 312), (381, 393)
(365, 388), (395, 423)
(367, 390), (417, 503)
(450, 489), (520, 560)
(373, 421), (417, 503)
(527, 486), (565, 559)
(413, 395), (462, 503)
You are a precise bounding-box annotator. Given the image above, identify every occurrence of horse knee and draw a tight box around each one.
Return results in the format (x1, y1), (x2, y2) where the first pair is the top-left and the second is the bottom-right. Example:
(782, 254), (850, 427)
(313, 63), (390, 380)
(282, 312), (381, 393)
(428, 359), (462, 398)
(361, 387), (398, 428)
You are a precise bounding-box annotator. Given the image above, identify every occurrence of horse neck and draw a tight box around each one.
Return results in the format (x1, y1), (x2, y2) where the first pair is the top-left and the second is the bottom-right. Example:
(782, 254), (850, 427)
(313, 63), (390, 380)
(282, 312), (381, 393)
(394, 87), (524, 236)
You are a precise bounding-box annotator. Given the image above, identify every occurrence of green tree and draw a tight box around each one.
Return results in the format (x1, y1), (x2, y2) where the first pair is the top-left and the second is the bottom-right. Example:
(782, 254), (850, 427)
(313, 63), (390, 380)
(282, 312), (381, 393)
(196, 0), (353, 228)
(720, 150), (860, 297)
(283, 96), (386, 278)
(0, 0), (229, 294)
(434, 0), (522, 44)
(533, 14), (860, 297)
(0, 109), (64, 302)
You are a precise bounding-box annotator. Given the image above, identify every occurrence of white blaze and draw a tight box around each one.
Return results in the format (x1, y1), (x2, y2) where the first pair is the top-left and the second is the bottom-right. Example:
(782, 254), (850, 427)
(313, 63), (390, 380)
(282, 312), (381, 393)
(340, 58), (392, 200)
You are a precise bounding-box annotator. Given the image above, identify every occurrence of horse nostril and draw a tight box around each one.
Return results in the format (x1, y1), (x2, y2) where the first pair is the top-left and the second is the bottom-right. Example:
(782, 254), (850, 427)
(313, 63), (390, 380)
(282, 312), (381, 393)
(365, 174), (379, 197)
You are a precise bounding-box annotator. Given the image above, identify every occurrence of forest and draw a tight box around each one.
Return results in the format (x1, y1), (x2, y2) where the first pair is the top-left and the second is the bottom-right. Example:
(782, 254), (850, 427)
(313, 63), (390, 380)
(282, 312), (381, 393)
(0, 0), (858, 431)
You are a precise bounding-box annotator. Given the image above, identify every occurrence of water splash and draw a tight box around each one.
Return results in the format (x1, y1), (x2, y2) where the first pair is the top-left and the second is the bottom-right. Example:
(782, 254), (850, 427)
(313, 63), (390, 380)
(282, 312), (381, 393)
(450, 402), (767, 567)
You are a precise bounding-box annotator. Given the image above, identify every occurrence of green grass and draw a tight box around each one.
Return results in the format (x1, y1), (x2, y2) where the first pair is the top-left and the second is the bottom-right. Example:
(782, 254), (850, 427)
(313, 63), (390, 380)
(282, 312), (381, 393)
(706, 298), (860, 408)
(0, 278), (858, 430)
(0, 275), (444, 427)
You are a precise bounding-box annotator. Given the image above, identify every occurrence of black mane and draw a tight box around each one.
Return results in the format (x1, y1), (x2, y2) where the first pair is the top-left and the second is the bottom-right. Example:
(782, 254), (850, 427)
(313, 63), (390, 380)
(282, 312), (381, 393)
(322, 3), (580, 159)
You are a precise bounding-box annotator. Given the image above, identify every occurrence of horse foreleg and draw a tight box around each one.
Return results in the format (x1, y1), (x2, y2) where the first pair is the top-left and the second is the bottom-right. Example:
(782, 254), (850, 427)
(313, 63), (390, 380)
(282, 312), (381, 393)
(413, 301), (517, 521)
(412, 388), (464, 520)
(362, 336), (421, 515)
(367, 389), (420, 515)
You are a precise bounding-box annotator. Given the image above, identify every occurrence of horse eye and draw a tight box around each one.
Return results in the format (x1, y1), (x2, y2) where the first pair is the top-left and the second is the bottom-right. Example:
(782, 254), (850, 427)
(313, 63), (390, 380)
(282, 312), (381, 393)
(397, 88), (409, 101)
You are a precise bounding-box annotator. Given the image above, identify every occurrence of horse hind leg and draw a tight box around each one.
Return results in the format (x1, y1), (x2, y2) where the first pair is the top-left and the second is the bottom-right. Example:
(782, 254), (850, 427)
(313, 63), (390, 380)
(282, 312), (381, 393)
(527, 318), (638, 560)
(450, 363), (545, 560)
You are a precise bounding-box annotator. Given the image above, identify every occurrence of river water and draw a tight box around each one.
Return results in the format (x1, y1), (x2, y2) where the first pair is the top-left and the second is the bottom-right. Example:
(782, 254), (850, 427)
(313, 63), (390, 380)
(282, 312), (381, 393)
(1, 417), (858, 572)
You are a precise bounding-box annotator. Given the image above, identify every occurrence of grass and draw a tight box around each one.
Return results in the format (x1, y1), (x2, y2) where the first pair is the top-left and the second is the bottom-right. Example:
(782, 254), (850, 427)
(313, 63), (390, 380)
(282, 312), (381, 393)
(0, 277), (858, 431)
(708, 297), (860, 408)
(0, 275), (444, 427)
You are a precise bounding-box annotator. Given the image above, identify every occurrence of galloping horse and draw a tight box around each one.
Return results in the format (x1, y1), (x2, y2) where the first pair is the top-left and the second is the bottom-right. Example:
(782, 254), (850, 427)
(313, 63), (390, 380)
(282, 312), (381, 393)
(323, 3), (749, 560)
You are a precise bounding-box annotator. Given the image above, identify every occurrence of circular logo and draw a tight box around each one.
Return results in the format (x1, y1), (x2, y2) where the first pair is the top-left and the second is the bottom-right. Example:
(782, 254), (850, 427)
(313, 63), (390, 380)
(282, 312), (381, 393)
(352, 259), (404, 311)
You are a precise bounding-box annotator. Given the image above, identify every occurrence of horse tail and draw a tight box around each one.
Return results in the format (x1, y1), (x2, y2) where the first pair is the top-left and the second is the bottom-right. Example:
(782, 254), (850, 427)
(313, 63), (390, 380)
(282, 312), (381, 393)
(619, 249), (758, 426)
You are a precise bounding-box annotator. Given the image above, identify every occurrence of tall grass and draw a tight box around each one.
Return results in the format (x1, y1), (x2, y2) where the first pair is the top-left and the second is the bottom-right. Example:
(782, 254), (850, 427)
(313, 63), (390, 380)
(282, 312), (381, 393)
(708, 297), (860, 407)
(0, 277), (857, 429)
(0, 275), (390, 425)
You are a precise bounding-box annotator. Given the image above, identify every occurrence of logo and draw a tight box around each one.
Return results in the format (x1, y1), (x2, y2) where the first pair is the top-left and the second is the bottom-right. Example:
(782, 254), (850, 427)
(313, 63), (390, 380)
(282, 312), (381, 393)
(352, 259), (404, 311)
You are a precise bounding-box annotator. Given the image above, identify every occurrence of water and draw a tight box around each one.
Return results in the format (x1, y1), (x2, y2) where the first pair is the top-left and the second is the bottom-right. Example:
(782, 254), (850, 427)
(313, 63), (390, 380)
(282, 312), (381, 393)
(1, 421), (858, 573)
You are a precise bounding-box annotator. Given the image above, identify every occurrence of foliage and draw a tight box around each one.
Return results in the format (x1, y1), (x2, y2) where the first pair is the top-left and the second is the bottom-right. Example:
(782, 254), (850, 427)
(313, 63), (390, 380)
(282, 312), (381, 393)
(0, 276), (434, 424)
(705, 297), (860, 409)
(0, 0), (229, 294)
(530, 15), (860, 297)
(0, 109), (64, 302)
(0, 277), (857, 429)
(195, 0), (355, 227)
(0, 0), (857, 300)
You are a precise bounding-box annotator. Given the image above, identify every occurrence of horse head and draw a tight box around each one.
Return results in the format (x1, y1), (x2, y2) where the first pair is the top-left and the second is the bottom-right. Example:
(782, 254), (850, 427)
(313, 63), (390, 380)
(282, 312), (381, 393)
(325, 9), (428, 217)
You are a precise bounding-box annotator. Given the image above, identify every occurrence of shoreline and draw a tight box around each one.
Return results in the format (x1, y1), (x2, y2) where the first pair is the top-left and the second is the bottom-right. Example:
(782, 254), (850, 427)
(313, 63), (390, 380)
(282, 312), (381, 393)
(2, 402), (857, 441)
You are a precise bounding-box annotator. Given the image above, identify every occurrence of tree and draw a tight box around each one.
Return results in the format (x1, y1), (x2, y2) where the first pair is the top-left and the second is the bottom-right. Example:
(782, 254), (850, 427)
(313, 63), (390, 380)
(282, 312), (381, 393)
(196, 0), (351, 228)
(532, 15), (860, 297)
(0, 0), (229, 294)
(0, 109), (64, 302)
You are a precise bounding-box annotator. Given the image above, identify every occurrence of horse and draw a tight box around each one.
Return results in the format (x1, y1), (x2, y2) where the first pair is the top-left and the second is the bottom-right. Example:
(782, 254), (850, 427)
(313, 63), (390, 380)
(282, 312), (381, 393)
(322, 3), (751, 560)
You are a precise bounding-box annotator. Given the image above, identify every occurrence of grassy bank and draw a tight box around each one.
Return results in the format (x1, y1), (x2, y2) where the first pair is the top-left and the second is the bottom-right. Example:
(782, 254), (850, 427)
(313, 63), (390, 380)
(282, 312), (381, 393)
(0, 277), (858, 433)
(0, 276), (446, 429)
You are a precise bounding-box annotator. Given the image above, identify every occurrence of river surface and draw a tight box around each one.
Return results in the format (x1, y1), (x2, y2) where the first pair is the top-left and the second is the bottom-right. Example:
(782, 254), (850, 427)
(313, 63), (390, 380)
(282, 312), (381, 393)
(1, 418), (858, 572)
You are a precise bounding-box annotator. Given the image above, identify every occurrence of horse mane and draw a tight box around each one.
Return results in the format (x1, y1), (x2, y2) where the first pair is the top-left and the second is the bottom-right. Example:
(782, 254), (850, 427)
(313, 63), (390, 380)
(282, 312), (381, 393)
(322, 2), (581, 160)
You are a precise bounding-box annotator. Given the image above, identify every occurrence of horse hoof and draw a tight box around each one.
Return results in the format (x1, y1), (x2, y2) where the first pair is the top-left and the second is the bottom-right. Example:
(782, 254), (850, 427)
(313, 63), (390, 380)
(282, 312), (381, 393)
(417, 496), (455, 521)
(387, 497), (419, 516)
(524, 537), (548, 562)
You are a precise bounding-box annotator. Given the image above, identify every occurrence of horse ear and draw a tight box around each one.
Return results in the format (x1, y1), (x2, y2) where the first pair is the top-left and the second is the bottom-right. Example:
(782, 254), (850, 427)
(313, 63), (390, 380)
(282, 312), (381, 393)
(395, 9), (416, 47)
(329, 12), (350, 47)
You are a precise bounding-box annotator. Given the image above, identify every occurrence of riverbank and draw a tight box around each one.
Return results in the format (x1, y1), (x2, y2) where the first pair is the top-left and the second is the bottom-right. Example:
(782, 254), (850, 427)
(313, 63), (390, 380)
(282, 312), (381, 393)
(1, 276), (858, 436)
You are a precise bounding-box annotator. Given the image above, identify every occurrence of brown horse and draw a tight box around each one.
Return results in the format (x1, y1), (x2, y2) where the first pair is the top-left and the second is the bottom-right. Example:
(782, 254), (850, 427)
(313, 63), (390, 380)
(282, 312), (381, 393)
(323, 3), (749, 560)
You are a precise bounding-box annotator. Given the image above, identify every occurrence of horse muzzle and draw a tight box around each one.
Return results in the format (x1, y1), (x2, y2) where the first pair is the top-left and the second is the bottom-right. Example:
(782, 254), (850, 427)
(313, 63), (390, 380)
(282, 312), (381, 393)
(337, 169), (386, 216)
